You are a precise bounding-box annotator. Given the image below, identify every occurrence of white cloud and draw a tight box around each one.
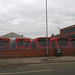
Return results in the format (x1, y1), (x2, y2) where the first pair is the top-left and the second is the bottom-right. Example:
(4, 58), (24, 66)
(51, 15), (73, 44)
(0, 0), (75, 38)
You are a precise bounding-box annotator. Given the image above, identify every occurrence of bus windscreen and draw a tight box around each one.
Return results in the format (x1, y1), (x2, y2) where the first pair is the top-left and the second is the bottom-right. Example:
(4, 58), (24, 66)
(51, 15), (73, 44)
(17, 41), (30, 46)
(38, 38), (50, 46)
(58, 38), (68, 46)
(0, 41), (8, 46)
(23, 41), (30, 46)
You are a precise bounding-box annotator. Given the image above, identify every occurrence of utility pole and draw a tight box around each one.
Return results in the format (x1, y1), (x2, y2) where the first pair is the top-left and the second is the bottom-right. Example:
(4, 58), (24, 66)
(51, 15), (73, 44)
(46, 0), (48, 56)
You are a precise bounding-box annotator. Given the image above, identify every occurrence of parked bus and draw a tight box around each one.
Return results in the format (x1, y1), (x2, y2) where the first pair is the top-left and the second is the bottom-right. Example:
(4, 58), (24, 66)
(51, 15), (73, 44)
(51, 38), (57, 48)
(15, 38), (31, 49)
(32, 37), (51, 49)
(51, 37), (70, 48)
(70, 38), (75, 48)
(0, 38), (10, 50)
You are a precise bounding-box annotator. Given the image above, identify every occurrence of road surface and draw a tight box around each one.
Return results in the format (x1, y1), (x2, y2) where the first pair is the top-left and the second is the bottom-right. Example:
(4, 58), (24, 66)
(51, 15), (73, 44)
(0, 62), (75, 75)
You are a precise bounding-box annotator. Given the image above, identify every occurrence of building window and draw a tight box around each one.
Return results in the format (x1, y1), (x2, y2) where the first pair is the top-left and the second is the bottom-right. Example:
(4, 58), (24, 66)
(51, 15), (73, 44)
(67, 35), (75, 38)
(62, 27), (75, 34)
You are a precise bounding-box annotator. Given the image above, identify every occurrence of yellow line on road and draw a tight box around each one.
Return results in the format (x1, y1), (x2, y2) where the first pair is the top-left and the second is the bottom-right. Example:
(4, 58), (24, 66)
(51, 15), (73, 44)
(0, 69), (54, 75)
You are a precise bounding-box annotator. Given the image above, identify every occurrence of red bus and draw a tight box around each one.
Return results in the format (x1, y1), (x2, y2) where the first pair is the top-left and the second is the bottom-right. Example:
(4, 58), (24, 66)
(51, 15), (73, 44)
(15, 38), (31, 49)
(51, 38), (57, 48)
(0, 38), (10, 50)
(70, 38), (75, 48)
(51, 37), (70, 48)
(32, 37), (51, 49)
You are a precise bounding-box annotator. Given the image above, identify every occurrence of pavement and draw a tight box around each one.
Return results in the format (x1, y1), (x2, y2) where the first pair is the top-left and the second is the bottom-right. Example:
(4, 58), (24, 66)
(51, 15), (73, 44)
(0, 56), (75, 66)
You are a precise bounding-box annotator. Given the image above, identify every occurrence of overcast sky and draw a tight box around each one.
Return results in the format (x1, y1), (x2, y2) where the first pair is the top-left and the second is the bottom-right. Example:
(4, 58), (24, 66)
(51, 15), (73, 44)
(0, 0), (75, 38)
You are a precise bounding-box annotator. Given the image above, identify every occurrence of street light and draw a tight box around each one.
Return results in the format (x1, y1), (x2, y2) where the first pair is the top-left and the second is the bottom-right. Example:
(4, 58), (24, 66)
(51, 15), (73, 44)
(57, 27), (60, 33)
(57, 27), (62, 37)
(46, 0), (48, 56)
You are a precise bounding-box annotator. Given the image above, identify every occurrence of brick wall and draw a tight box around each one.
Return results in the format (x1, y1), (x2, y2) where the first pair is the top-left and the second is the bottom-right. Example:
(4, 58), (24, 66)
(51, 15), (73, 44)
(62, 48), (75, 55)
(0, 48), (75, 58)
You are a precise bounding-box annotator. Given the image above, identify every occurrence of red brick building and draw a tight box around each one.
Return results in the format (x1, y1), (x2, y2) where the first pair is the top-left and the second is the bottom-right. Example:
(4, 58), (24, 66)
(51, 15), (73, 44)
(60, 25), (75, 38)
(51, 25), (75, 38)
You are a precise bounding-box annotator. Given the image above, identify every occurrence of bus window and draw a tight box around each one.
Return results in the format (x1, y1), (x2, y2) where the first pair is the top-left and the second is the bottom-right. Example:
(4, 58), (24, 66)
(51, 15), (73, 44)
(0, 41), (3, 45)
(17, 41), (30, 46)
(17, 41), (24, 46)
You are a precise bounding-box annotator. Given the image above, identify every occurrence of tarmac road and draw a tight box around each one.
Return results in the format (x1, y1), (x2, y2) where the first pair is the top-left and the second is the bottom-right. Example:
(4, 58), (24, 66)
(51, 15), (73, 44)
(0, 62), (75, 75)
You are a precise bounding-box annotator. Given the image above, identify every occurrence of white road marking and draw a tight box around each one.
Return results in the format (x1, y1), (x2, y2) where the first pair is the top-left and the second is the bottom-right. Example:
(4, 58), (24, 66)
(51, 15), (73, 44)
(0, 69), (54, 75)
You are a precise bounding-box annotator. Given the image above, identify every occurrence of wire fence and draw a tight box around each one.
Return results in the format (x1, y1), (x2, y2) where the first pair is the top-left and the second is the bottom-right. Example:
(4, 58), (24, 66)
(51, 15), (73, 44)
(0, 48), (75, 65)
(0, 41), (75, 50)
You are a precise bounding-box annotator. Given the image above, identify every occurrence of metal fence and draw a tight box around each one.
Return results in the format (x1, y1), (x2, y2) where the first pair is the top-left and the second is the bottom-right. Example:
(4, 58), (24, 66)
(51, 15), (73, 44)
(0, 47), (75, 65)
(0, 41), (75, 50)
